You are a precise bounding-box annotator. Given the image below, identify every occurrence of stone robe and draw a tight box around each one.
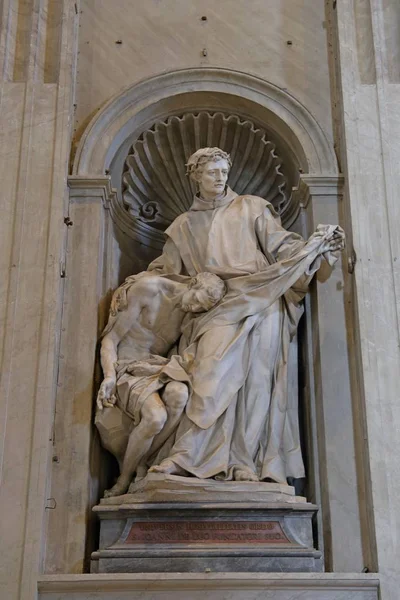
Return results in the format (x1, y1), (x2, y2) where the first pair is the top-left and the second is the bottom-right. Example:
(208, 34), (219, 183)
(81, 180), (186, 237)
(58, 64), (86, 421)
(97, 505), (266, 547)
(149, 187), (338, 483)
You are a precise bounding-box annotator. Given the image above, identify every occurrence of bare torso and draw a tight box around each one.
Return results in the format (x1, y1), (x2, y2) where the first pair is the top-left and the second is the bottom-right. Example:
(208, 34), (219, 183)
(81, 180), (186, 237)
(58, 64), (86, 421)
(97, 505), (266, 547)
(116, 277), (185, 361)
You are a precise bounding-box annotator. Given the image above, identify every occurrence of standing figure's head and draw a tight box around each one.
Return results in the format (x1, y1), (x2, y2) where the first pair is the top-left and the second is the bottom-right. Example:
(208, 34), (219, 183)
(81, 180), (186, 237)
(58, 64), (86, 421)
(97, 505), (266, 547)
(186, 148), (232, 200)
(181, 272), (226, 313)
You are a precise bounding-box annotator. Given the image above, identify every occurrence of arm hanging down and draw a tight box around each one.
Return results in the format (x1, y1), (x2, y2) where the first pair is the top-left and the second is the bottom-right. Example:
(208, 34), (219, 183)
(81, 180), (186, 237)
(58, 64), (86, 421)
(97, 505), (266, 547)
(97, 290), (142, 410)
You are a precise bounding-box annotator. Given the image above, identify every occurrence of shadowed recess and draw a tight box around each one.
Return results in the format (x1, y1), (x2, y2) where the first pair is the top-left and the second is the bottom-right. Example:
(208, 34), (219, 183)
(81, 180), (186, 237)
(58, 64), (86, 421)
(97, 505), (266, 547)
(13, 0), (34, 82)
(122, 111), (292, 234)
(383, 0), (400, 83)
(353, 0), (376, 85)
(44, 0), (63, 83)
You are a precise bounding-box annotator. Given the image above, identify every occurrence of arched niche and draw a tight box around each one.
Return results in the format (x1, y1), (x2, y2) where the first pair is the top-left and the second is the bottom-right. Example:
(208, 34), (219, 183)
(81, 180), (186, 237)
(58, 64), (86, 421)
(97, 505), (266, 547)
(48, 68), (360, 576)
(71, 68), (339, 277)
(73, 67), (338, 177)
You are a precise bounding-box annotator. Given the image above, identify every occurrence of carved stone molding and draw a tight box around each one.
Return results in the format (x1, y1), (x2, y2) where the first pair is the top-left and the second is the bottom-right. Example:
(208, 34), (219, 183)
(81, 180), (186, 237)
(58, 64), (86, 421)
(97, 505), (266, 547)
(68, 176), (116, 207)
(73, 68), (338, 177)
(293, 175), (345, 209)
(37, 573), (379, 598)
(71, 68), (339, 254)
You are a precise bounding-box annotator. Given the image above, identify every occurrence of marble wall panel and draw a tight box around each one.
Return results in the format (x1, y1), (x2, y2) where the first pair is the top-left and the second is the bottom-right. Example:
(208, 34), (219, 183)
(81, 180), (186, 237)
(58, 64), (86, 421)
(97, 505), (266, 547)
(353, 0), (376, 84)
(74, 0), (333, 150)
(0, 84), (25, 389)
(43, 0), (64, 83)
(303, 182), (363, 573)
(37, 573), (379, 600)
(0, 83), (60, 599)
(44, 181), (115, 575)
(12, 0), (34, 81)
(332, 0), (400, 597)
(0, 1), (79, 597)
(45, 199), (105, 574)
(382, 0), (400, 83)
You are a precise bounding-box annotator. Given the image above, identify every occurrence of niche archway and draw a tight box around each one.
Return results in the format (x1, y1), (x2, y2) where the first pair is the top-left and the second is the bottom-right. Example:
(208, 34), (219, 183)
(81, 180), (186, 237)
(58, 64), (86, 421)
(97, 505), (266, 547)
(72, 67), (339, 274)
(47, 67), (350, 574)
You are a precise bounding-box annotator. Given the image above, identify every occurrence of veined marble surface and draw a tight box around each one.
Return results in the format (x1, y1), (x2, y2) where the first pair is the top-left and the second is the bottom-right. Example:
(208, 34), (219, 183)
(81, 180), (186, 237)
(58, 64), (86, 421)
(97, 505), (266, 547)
(75, 0), (334, 147)
(38, 573), (379, 600)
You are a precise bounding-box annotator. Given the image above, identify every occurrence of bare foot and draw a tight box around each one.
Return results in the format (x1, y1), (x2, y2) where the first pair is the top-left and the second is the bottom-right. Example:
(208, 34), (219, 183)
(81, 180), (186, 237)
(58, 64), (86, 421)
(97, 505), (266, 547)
(104, 478), (129, 498)
(149, 459), (186, 476)
(233, 466), (259, 482)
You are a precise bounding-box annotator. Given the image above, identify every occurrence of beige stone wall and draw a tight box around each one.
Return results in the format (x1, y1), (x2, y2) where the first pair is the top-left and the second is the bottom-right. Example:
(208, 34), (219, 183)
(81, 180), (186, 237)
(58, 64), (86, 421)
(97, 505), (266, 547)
(74, 0), (334, 150)
(45, 2), (343, 579)
(0, 0), (400, 599)
(330, 1), (400, 598)
(0, 1), (79, 598)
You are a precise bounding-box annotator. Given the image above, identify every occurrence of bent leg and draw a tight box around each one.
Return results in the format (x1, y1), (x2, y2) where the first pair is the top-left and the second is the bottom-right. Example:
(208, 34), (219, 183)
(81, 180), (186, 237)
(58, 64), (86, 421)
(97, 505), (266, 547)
(149, 381), (189, 457)
(105, 393), (167, 497)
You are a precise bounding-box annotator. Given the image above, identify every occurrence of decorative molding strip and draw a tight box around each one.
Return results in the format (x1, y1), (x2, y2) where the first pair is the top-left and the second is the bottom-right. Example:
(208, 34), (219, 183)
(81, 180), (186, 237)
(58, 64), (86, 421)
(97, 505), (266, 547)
(72, 67), (338, 177)
(68, 176), (117, 209)
(38, 573), (379, 594)
(293, 174), (345, 209)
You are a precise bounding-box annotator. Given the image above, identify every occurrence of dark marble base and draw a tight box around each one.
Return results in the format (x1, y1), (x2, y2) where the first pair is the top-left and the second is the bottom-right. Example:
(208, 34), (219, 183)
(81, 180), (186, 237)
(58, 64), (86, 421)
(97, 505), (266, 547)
(95, 555), (320, 574)
(92, 499), (322, 573)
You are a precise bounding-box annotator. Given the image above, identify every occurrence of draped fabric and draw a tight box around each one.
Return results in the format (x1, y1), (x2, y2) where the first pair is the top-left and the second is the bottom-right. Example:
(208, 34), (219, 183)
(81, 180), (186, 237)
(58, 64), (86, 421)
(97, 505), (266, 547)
(148, 188), (339, 482)
(115, 355), (190, 426)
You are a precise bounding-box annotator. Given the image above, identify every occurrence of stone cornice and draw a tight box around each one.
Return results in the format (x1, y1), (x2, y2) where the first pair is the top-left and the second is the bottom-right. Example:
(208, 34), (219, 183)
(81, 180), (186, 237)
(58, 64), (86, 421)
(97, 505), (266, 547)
(293, 174), (345, 209)
(68, 175), (116, 209)
(38, 573), (379, 594)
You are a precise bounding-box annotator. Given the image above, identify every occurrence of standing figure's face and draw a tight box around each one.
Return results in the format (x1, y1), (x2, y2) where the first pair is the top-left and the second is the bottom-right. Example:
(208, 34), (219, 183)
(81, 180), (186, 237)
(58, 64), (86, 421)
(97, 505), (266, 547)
(196, 159), (230, 199)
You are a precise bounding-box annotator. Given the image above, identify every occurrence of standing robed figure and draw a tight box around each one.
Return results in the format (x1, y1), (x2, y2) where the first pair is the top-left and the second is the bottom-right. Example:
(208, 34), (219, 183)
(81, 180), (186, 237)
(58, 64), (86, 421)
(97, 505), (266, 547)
(147, 147), (344, 484)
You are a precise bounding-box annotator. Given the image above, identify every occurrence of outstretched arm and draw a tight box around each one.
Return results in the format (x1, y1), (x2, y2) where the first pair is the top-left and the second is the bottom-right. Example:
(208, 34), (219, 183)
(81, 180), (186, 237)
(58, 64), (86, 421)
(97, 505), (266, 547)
(256, 204), (344, 261)
(255, 204), (345, 295)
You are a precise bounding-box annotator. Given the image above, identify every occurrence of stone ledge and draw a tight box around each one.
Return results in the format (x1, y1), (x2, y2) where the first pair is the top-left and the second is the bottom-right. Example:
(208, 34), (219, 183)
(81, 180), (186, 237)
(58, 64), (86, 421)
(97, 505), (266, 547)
(97, 473), (308, 506)
(95, 501), (318, 512)
(38, 572), (380, 594)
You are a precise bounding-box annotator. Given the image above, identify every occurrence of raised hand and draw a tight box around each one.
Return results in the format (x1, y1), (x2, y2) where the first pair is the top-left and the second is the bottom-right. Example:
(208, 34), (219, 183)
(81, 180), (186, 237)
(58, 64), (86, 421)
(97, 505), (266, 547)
(311, 225), (345, 254)
(321, 228), (345, 254)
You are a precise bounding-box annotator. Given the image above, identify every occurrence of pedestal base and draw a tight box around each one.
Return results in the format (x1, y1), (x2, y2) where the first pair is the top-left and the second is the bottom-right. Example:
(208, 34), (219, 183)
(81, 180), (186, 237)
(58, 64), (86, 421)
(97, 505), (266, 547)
(92, 474), (321, 573)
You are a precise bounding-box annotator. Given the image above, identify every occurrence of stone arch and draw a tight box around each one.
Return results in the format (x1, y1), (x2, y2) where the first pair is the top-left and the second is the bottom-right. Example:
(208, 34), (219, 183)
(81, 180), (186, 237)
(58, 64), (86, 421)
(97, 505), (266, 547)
(62, 69), (346, 571)
(72, 68), (338, 260)
(73, 67), (338, 178)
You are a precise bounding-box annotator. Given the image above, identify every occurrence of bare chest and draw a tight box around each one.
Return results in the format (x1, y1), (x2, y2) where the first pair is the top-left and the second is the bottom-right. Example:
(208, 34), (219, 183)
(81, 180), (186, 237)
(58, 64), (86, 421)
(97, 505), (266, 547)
(119, 304), (183, 359)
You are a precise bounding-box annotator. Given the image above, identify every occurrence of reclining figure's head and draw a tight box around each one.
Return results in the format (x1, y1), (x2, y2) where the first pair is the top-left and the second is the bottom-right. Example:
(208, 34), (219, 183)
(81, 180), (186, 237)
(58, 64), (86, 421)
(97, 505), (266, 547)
(181, 272), (226, 313)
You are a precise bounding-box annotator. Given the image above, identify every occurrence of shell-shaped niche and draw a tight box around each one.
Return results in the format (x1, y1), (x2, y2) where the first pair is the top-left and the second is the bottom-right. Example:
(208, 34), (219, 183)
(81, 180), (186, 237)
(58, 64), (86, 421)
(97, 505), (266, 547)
(122, 112), (293, 233)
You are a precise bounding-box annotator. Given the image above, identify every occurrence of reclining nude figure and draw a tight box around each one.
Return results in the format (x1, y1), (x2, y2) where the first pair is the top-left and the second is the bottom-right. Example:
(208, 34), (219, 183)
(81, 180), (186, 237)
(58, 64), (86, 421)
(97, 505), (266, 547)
(96, 272), (226, 497)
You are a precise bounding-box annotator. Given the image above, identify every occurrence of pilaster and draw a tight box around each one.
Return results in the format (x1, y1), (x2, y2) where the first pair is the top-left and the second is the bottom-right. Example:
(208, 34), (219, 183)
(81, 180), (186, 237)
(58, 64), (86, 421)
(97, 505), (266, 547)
(0, 1), (79, 597)
(295, 174), (364, 573)
(44, 177), (115, 574)
(329, 0), (400, 596)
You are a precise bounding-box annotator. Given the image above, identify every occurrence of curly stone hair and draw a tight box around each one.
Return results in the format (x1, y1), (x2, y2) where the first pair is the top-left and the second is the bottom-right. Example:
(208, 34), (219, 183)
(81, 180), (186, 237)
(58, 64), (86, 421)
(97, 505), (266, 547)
(186, 147), (232, 180)
(188, 272), (226, 311)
